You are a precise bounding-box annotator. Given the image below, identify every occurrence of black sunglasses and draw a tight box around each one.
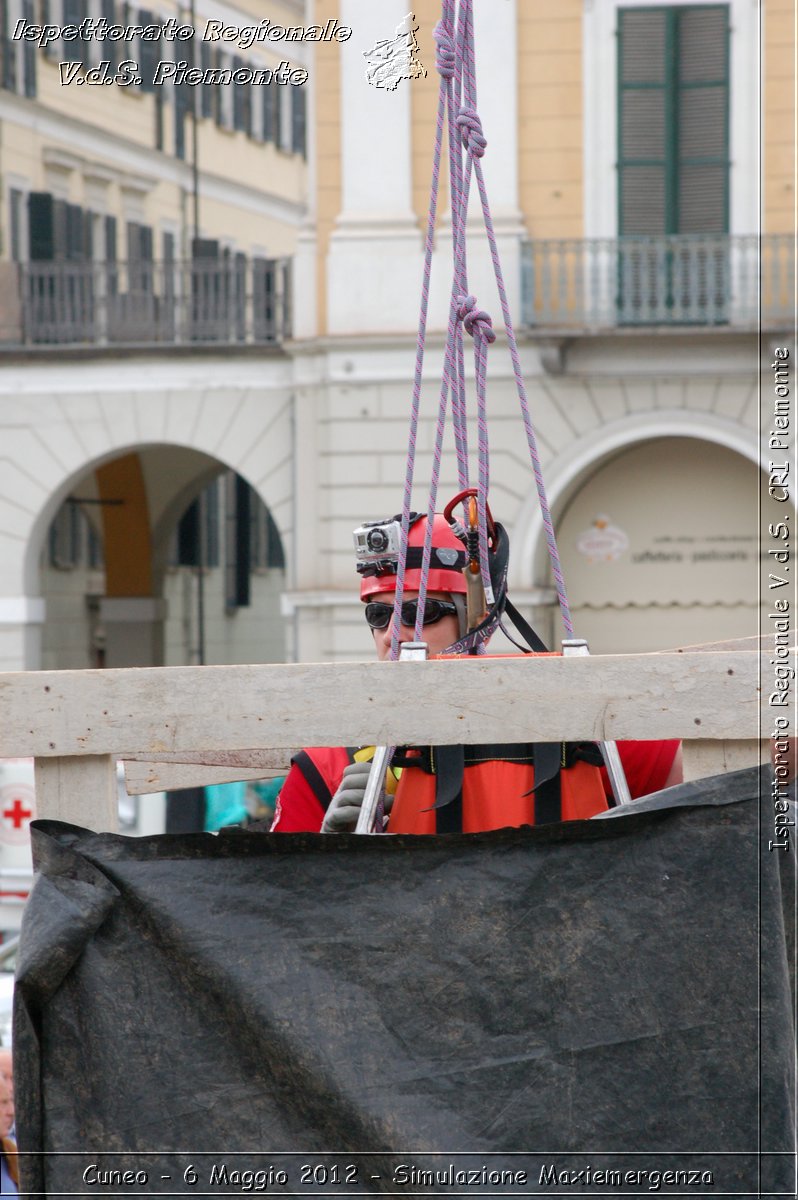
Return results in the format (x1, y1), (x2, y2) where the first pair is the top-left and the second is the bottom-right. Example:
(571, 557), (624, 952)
(364, 599), (458, 631)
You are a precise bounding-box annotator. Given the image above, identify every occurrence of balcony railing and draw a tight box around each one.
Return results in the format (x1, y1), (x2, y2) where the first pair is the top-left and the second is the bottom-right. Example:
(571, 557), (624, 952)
(0, 257), (293, 349)
(520, 234), (793, 330)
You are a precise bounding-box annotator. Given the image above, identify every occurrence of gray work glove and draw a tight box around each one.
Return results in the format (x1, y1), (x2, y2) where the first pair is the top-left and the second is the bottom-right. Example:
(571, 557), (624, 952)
(321, 760), (393, 833)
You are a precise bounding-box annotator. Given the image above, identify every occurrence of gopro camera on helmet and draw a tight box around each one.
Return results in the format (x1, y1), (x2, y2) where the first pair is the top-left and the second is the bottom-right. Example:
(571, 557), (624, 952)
(353, 518), (403, 571)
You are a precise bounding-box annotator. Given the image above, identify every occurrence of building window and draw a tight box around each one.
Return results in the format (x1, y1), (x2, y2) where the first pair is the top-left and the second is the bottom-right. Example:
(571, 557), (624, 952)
(215, 52), (233, 129)
(1, 0), (18, 92)
(105, 213), (118, 294)
(232, 57), (250, 133)
(28, 192), (92, 261)
(47, 503), (104, 570)
(617, 5), (730, 236)
(175, 478), (220, 569)
(48, 502), (80, 569)
(224, 473), (250, 609)
(174, 78), (192, 160)
(9, 188), (25, 262)
(22, 0), (36, 94)
(250, 492), (285, 571)
(126, 220), (154, 291)
(291, 86), (306, 158)
(42, 0), (62, 60)
(262, 85), (275, 145)
(136, 7), (160, 94)
(101, 0), (118, 69)
(200, 41), (213, 118)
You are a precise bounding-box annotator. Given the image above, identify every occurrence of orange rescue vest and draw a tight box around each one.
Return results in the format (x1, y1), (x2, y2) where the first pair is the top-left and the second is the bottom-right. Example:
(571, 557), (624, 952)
(388, 742), (609, 834)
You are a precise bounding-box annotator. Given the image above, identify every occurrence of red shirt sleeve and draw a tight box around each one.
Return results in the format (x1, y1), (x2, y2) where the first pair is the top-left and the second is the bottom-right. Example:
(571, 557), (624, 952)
(608, 740), (681, 800)
(270, 747), (350, 833)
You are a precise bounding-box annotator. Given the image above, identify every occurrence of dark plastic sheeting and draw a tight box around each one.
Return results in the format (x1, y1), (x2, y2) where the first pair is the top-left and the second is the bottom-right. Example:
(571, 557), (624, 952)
(13, 765), (796, 1198)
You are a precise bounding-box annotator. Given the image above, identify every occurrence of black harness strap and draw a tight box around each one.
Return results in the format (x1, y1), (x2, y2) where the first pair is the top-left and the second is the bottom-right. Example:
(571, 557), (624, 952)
(431, 745), (465, 833)
(292, 748), (358, 813)
(530, 741), (562, 825)
(503, 597), (549, 654)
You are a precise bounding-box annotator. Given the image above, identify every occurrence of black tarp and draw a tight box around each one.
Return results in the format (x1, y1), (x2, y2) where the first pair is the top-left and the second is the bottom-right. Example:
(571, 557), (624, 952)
(13, 765), (796, 1197)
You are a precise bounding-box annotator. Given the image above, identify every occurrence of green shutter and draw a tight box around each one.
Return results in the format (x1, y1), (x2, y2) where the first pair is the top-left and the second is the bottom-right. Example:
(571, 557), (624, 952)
(618, 5), (729, 235)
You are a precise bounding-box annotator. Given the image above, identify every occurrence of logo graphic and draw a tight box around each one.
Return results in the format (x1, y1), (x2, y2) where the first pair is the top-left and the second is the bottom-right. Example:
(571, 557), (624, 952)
(576, 515), (630, 564)
(0, 783), (35, 846)
(363, 12), (426, 91)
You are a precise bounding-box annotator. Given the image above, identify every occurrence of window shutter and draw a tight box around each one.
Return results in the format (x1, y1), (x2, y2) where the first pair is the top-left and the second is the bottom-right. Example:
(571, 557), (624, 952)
(262, 85), (275, 145)
(42, 0), (62, 60)
(101, 0), (118, 69)
(677, 7), (729, 233)
(65, 203), (84, 261)
(137, 9), (159, 93)
(200, 41), (213, 118)
(104, 215), (117, 262)
(274, 86), (284, 149)
(291, 86), (307, 157)
(9, 188), (23, 262)
(618, 5), (729, 236)
(617, 8), (669, 235)
(22, 0), (36, 95)
(225, 473), (251, 609)
(28, 193), (55, 261)
(1, 0), (17, 93)
(232, 57), (245, 130)
(62, 0), (89, 68)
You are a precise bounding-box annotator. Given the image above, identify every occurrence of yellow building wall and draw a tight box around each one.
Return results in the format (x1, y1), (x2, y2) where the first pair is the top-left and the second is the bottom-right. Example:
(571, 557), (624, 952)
(0, 0), (307, 263)
(763, 0), (795, 234)
(518, 1), (583, 239)
(314, 0), (342, 335)
(409, 0), (444, 231)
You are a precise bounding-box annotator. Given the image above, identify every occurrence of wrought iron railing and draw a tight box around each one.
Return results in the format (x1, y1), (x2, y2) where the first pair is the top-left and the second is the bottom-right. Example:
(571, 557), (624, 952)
(0, 257), (293, 348)
(520, 234), (793, 330)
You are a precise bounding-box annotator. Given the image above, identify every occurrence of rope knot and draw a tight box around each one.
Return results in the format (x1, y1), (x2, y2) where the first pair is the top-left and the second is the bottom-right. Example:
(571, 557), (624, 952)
(456, 106), (487, 158)
(457, 294), (496, 343)
(433, 21), (455, 79)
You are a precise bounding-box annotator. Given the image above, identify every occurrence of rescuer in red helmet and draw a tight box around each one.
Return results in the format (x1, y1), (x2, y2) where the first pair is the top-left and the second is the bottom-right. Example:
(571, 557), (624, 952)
(357, 512), (470, 660)
(269, 510), (682, 835)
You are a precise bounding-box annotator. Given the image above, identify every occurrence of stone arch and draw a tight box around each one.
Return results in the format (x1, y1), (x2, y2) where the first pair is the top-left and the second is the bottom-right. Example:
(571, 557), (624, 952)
(511, 410), (762, 591)
(21, 389), (294, 599)
(33, 442), (290, 672)
(14, 376), (294, 667)
(506, 412), (763, 657)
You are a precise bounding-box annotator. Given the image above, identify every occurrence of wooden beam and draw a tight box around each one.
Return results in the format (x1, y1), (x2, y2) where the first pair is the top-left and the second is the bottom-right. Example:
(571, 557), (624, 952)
(124, 761), (284, 795)
(0, 651), (772, 758)
(682, 739), (770, 783)
(34, 754), (118, 830)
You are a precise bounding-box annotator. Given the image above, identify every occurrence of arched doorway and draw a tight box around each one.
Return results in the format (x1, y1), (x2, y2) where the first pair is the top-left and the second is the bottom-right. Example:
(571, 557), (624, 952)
(38, 445), (288, 669)
(553, 437), (760, 652)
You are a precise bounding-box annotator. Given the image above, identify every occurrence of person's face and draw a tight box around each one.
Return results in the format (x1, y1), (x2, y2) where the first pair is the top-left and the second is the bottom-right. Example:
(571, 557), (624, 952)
(0, 1077), (13, 1137)
(367, 590), (461, 661)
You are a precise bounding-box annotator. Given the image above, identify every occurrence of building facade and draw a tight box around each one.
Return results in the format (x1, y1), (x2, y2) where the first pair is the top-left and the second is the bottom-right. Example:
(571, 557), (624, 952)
(0, 0), (792, 678)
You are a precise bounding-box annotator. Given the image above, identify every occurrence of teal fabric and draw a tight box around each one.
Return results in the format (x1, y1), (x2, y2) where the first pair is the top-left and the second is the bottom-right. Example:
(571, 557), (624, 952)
(204, 781), (248, 832)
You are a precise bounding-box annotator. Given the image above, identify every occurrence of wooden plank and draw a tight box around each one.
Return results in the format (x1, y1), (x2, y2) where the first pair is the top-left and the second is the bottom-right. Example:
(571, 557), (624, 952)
(123, 749), (296, 796)
(123, 749), (297, 768)
(0, 652), (770, 757)
(34, 754), (118, 831)
(124, 761), (284, 795)
(682, 739), (770, 783)
(666, 633), (795, 653)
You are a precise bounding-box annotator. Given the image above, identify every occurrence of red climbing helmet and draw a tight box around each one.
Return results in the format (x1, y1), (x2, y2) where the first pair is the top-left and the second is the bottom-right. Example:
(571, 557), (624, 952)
(354, 512), (468, 599)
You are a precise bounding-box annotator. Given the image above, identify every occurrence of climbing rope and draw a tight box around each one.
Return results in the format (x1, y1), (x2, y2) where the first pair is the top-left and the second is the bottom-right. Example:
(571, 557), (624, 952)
(390, 0), (574, 659)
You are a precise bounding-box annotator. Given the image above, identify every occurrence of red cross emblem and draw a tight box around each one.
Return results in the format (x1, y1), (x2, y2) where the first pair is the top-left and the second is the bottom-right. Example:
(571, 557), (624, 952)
(3, 798), (32, 829)
(0, 782), (36, 846)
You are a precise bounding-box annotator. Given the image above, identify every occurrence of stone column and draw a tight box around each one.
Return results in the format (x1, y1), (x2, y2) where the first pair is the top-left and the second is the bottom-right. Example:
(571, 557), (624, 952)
(327, 0), (422, 334)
